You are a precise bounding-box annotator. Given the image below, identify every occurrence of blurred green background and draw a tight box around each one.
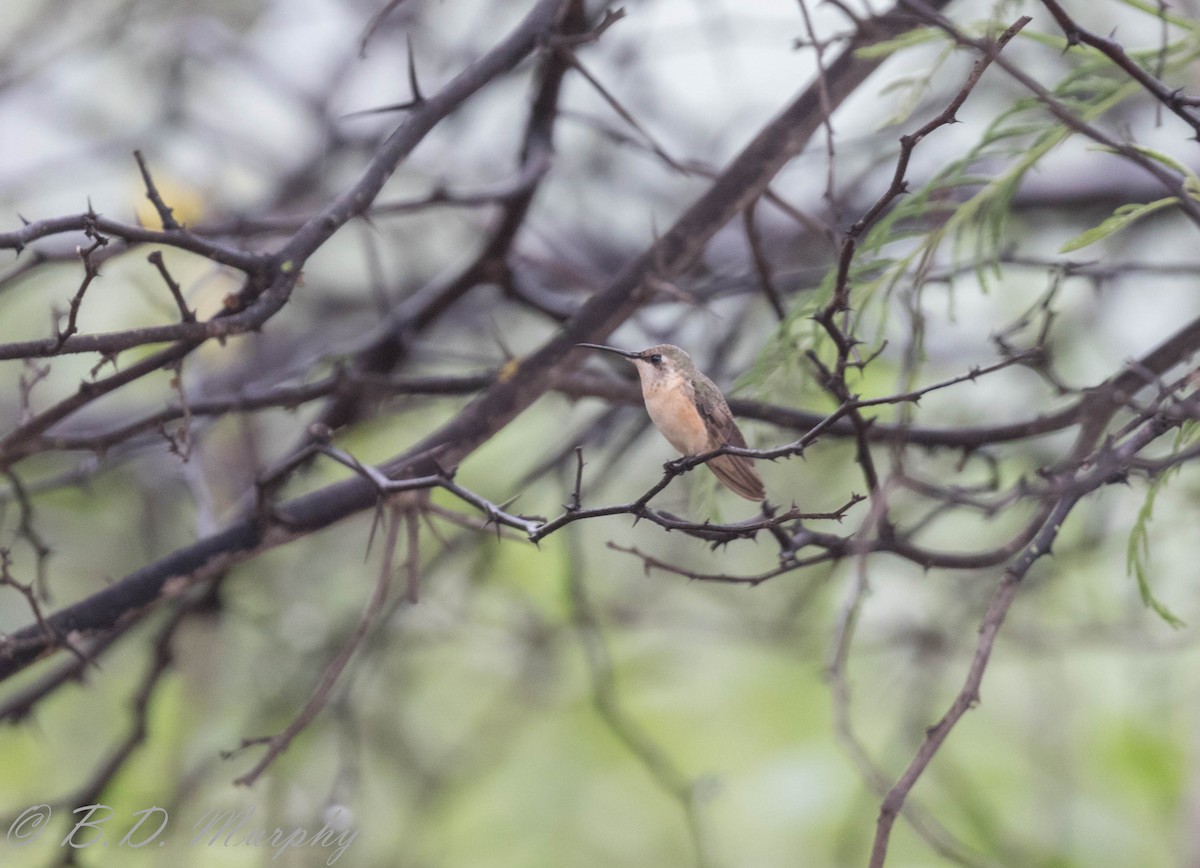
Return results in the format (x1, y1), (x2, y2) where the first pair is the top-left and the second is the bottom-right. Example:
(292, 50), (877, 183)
(3, 0), (1200, 866)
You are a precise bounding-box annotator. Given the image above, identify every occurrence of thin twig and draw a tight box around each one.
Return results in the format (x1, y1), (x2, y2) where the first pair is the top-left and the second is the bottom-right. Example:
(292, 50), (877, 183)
(867, 494), (1081, 867)
(133, 150), (182, 231)
(147, 250), (195, 322)
(232, 504), (400, 787)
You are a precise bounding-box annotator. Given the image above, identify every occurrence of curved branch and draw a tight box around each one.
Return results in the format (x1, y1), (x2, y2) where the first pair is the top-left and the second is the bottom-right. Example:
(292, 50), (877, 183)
(0, 0), (959, 681)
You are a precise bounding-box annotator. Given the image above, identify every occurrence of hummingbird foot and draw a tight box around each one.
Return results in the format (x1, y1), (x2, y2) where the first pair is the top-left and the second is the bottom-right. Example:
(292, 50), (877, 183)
(663, 456), (696, 475)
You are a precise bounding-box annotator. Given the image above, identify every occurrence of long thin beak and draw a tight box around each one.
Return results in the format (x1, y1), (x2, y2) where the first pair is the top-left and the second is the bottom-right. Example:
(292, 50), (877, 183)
(576, 342), (641, 359)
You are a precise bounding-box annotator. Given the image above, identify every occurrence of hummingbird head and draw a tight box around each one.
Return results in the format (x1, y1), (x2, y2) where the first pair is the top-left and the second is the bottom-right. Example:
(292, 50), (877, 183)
(577, 343), (694, 389)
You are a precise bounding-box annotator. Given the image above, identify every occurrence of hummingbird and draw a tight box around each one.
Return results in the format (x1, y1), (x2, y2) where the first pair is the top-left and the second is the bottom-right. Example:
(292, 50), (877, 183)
(577, 343), (765, 501)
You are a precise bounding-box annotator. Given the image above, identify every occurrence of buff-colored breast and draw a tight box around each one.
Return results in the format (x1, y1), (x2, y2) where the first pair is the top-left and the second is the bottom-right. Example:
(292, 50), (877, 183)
(640, 372), (711, 455)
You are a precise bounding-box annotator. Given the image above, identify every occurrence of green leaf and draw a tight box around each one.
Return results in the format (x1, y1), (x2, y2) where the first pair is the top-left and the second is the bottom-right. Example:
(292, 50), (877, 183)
(1117, 0), (1200, 31)
(1127, 469), (1187, 629)
(854, 27), (941, 59)
(1185, 175), (1200, 202)
(1058, 197), (1178, 253)
(1091, 143), (1199, 182)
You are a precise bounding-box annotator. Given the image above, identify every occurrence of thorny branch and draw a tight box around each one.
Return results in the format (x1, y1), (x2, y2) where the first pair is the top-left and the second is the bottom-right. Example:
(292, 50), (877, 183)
(133, 150), (182, 232)
(3, 1), (1200, 865)
(0, 0), (960, 683)
(1039, 0), (1200, 137)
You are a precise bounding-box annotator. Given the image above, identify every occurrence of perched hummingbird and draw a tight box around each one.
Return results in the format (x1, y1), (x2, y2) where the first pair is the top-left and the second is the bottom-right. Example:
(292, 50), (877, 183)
(578, 343), (766, 501)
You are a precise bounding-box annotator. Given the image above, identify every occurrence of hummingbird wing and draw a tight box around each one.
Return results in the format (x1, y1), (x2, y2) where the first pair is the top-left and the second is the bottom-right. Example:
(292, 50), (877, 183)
(695, 386), (766, 502)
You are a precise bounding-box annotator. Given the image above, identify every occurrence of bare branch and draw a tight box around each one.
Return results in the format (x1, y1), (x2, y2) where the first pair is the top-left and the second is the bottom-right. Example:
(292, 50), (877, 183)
(132, 150), (182, 231)
(232, 504), (400, 787)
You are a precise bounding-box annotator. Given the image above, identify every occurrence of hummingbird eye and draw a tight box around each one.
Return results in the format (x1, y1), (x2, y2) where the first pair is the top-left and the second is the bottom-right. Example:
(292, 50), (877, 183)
(648, 353), (663, 365)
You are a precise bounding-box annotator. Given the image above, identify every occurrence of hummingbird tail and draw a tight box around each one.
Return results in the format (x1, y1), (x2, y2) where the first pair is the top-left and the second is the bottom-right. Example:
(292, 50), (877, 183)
(707, 454), (766, 502)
